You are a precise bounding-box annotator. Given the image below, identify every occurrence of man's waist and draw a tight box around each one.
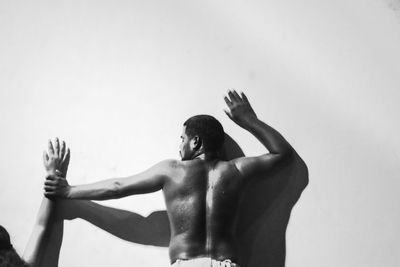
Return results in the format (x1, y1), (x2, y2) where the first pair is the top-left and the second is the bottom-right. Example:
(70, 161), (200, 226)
(169, 233), (238, 263)
(170, 249), (238, 266)
(171, 257), (241, 267)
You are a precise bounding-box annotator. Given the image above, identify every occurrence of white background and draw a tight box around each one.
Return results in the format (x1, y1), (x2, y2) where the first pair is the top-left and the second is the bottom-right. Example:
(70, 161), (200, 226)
(1, 0), (399, 266)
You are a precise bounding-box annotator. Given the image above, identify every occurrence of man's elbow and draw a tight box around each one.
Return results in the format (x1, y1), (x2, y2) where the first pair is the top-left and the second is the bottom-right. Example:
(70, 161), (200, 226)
(108, 181), (124, 199)
(277, 146), (295, 163)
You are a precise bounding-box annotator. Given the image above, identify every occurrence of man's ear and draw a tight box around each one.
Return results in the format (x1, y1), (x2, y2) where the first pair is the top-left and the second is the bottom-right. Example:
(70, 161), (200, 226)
(191, 136), (202, 150)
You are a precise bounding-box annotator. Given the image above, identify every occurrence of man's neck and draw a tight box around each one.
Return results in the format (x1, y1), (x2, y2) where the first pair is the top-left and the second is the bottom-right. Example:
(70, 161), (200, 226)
(193, 152), (220, 162)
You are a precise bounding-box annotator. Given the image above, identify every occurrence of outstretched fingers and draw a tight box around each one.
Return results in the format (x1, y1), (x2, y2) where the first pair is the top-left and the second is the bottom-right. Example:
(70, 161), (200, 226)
(60, 148), (70, 176)
(223, 109), (232, 119)
(224, 89), (242, 117)
(43, 151), (49, 165)
(224, 95), (233, 107)
(241, 92), (249, 103)
(226, 89), (247, 104)
(60, 140), (66, 159)
(232, 90), (242, 101)
(228, 90), (238, 102)
(64, 148), (70, 164)
(48, 140), (55, 156)
(54, 138), (60, 157)
(44, 138), (71, 177)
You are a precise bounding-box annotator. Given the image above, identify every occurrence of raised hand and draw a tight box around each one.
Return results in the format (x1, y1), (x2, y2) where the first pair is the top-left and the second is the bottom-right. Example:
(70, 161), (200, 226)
(43, 138), (70, 177)
(43, 138), (71, 198)
(224, 90), (257, 128)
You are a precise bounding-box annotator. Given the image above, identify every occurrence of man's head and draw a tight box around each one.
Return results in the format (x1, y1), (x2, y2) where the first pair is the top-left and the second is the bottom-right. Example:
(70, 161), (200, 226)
(179, 115), (225, 160)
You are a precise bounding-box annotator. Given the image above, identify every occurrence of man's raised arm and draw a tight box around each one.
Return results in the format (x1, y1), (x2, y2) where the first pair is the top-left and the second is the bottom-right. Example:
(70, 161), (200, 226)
(224, 90), (294, 178)
(44, 159), (176, 200)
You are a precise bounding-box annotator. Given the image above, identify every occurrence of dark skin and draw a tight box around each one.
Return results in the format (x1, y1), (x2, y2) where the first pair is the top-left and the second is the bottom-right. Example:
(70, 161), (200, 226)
(44, 90), (294, 264)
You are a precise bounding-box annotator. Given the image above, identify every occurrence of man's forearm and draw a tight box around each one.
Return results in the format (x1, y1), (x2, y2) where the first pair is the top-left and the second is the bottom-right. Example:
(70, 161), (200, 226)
(67, 178), (122, 200)
(48, 162), (166, 200)
(242, 117), (292, 155)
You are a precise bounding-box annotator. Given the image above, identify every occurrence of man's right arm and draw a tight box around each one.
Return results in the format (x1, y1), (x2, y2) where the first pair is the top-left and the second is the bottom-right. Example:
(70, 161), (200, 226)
(44, 159), (176, 200)
(224, 90), (294, 178)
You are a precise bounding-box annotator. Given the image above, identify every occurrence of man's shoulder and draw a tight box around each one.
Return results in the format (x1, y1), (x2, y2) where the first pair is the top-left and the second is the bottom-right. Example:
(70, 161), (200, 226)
(156, 159), (181, 170)
(160, 158), (237, 173)
(217, 159), (242, 176)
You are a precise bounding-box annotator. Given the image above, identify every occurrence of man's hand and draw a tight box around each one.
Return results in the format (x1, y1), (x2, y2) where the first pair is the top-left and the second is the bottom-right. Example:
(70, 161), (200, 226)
(43, 138), (70, 176)
(44, 172), (70, 198)
(224, 90), (257, 128)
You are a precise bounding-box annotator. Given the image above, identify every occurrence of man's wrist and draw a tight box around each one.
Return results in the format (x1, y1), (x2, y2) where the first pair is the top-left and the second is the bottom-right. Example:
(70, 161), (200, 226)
(64, 185), (73, 199)
(240, 116), (259, 129)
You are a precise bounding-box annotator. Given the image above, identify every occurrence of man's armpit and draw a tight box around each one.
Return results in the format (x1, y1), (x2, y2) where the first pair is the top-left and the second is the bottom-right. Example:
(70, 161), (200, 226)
(233, 154), (282, 179)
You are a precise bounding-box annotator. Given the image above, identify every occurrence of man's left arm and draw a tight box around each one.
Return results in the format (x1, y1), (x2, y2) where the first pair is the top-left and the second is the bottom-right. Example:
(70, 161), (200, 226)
(44, 159), (176, 200)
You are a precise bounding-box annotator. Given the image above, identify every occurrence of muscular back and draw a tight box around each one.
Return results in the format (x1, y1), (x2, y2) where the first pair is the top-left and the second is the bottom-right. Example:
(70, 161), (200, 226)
(163, 159), (245, 264)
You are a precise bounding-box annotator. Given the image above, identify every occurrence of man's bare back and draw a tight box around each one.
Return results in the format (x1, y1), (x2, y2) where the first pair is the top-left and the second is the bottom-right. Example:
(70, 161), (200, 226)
(44, 90), (294, 266)
(164, 159), (244, 263)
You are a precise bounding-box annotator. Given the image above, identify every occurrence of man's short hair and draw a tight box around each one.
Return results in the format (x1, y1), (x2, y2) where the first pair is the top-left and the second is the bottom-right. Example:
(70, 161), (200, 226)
(183, 115), (225, 152)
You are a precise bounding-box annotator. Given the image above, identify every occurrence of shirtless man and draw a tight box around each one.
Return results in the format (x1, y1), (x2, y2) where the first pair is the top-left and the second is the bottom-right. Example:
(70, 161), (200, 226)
(44, 90), (294, 267)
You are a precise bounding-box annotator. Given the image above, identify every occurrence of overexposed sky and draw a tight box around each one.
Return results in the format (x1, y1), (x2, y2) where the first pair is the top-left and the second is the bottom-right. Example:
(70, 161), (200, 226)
(0, 1), (399, 266)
